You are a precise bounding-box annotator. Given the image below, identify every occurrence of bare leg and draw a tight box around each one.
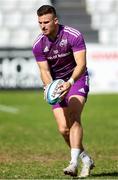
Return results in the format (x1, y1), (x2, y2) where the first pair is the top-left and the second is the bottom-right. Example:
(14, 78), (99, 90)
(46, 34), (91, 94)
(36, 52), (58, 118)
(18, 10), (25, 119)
(53, 107), (70, 147)
(53, 96), (94, 177)
(53, 95), (86, 150)
(68, 95), (86, 150)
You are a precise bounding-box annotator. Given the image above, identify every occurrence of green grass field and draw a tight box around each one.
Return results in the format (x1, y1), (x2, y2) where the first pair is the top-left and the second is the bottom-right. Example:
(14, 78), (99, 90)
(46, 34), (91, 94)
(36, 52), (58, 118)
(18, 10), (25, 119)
(0, 90), (118, 179)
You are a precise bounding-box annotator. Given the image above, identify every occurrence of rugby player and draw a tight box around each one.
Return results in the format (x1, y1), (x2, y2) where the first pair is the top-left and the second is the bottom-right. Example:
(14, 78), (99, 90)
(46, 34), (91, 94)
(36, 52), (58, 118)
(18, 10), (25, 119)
(32, 5), (95, 178)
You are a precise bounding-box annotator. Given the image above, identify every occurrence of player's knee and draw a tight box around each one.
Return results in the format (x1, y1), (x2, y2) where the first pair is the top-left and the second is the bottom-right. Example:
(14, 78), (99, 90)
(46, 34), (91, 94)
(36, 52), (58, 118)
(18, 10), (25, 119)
(58, 126), (70, 136)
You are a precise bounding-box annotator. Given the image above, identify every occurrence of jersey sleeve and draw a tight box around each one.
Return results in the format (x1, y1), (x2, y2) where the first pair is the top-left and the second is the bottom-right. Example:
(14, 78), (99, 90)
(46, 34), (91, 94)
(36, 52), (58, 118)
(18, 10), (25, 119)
(32, 39), (46, 62)
(71, 33), (86, 52)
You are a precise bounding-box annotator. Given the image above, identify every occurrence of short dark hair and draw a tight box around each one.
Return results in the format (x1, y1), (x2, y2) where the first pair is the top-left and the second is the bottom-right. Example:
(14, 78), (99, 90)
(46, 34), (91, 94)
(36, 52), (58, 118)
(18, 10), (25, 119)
(37, 5), (57, 17)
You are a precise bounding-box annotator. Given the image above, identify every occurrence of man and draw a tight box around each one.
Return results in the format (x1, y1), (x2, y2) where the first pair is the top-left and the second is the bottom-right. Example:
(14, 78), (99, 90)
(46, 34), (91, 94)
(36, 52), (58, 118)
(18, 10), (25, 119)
(32, 5), (94, 178)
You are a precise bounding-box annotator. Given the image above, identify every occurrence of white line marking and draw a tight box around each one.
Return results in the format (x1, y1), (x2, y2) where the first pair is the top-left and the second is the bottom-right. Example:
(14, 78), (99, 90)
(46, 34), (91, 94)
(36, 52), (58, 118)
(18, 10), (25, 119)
(0, 104), (19, 114)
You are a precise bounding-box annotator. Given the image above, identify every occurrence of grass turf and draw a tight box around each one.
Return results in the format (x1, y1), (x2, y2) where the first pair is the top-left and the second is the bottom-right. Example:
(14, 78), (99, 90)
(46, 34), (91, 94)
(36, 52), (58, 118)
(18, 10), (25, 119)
(0, 90), (118, 179)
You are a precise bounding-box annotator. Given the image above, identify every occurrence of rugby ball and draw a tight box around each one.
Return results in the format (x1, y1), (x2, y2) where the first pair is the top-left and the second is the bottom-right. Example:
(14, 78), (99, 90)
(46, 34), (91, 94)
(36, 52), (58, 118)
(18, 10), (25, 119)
(45, 79), (65, 105)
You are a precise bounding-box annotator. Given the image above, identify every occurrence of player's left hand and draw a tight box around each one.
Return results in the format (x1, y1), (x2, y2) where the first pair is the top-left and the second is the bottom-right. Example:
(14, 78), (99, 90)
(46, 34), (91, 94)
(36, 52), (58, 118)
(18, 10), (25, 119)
(59, 81), (71, 100)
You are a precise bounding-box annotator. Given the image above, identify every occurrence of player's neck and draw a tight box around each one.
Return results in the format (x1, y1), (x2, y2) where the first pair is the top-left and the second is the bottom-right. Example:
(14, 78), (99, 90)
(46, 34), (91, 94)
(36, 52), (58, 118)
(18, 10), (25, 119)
(48, 25), (59, 41)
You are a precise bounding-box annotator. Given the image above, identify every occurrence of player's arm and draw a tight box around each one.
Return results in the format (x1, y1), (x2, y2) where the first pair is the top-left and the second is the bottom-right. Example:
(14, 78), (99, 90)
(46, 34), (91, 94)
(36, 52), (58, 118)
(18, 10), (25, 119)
(37, 61), (52, 87)
(60, 49), (86, 98)
(70, 49), (86, 82)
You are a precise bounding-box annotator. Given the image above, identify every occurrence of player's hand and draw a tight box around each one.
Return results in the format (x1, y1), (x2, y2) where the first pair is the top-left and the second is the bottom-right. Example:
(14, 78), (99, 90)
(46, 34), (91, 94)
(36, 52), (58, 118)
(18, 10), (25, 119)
(59, 81), (71, 100)
(43, 86), (46, 100)
(43, 84), (48, 100)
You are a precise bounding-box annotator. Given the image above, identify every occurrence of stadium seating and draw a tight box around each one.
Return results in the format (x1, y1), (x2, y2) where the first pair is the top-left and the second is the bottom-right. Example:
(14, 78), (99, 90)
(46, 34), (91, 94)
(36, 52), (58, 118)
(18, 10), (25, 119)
(4, 11), (22, 29)
(0, 12), (2, 27)
(10, 28), (30, 47)
(18, 0), (38, 11)
(53, 0), (99, 43)
(0, 0), (51, 48)
(0, 0), (18, 11)
(0, 28), (10, 47)
(86, 0), (118, 45)
(0, 0), (118, 47)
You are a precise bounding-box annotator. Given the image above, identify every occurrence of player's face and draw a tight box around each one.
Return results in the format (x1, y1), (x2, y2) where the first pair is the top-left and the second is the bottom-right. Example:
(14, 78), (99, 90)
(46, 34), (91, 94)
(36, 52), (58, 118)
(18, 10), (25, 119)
(38, 13), (58, 37)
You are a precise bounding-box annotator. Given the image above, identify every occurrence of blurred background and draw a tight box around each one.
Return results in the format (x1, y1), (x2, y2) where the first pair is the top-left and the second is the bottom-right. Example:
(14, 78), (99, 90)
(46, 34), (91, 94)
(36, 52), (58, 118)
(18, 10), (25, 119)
(0, 0), (118, 93)
(0, 1), (118, 178)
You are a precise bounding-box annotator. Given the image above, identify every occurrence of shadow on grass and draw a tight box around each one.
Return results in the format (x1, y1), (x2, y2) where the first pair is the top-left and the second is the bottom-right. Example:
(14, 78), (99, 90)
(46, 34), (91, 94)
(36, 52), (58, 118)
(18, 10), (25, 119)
(92, 171), (118, 177)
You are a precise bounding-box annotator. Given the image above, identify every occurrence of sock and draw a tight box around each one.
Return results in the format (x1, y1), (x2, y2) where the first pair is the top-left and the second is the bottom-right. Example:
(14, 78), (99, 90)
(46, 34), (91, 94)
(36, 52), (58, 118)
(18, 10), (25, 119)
(79, 151), (91, 164)
(70, 148), (81, 166)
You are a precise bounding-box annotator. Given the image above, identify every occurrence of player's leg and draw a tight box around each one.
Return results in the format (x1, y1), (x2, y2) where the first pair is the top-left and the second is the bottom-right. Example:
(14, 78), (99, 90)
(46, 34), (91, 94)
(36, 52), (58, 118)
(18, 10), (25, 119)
(52, 76), (94, 177)
(53, 106), (78, 176)
(68, 95), (95, 178)
(68, 95), (85, 150)
(53, 107), (70, 147)
(63, 95), (85, 176)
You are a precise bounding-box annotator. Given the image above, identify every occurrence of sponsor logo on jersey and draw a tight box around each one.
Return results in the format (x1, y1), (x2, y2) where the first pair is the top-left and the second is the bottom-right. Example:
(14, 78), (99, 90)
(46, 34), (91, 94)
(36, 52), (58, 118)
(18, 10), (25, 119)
(47, 52), (70, 60)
